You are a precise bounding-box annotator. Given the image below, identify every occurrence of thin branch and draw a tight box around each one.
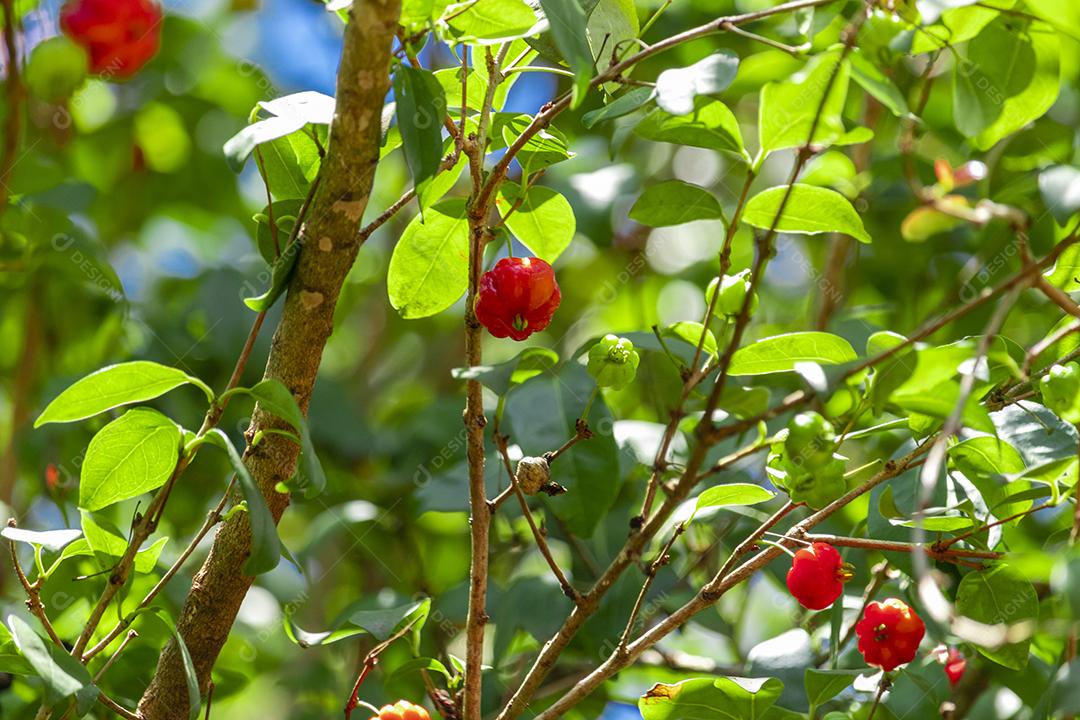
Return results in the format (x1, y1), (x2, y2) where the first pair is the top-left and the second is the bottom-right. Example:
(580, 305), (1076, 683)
(494, 434), (579, 602)
(1023, 319), (1080, 379)
(804, 534), (1003, 560)
(720, 22), (810, 55)
(7, 522), (63, 647)
(83, 480), (235, 661)
(617, 522), (686, 652)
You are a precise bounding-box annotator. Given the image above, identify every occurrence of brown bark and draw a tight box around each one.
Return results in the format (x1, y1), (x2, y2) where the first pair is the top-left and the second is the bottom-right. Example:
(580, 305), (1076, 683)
(136, 1), (400, 717)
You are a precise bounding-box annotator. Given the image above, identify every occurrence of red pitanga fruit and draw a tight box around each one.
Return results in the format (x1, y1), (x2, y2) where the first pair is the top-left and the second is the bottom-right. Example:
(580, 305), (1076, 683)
(855, 598), (926, 672)
(475, 257), (561, 341)
(61, 0), (163, 78)
(369, 700), (431, 720)
(785, 542), (852, 610)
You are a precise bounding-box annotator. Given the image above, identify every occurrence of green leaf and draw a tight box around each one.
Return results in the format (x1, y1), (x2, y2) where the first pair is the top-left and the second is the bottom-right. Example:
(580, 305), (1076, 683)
(388, 198), (470, 318)
(223, 92), (334, 170)
(393, 67), (448, 197)
(9, 615), (95, 709)
(79, 511), (169, 574)
(147, 609), (202, 720)
(257, 130), (321, 200)
(949, 436), (1029, 516)
(965, 18), (1060, 150)
(695, 483), (775, 512)
(243, 379), (326, 496)
(495, 183), (576, 262)
(0, 527), (81, 552)
(387, 657), (453, 683)
(245, 235), (301, 312)
(285, 598), (430, 648)
(587, 0), (638, 75)
(538, 0), (593, 108)
(452, 348), (559, 396)
(663, 321), (718, 358)
(728, 332), (857, 376)
(910, 3), (1009, 54)
(446, 0), (539, 44)
(655, 51), (740, 116)
(0, 623), (34, 675)
(79, 408), (182, 512)
(35, 361), (209, 427)
(804, 669), (861, 708)
(639, 676), (785, 720)
(629, 181), (725, 227)
(204, 429), (281, 576)
(1039, 166), (1080, 226)
(635, 98), (747, 160)
(849, 50), (908, 117)
(582, 86), (655, 128)
(741, 184), (871, 243)
(955, 563), (1038, 670)
(500, 114), (575, 176)
(758, 48), (850, 156)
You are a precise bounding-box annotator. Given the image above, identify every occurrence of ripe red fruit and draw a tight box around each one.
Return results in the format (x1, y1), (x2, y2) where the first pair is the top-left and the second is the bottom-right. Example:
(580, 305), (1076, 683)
(785, 542), (852, 610)
(60, 0), (163, 79)
(855, 598), (926, 672)
(475, 257), (561, 341)
(368, 700), (431, 720)
(943, 647), (966, 686)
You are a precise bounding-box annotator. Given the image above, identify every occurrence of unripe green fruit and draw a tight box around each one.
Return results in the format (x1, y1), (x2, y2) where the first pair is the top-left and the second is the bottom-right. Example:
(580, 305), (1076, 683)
(587, 334), (640, 390)
(24, 37), (88, 102)
(1041, 362), (1080, 422)
(706, 270), (758, 318)
(784, 412), (836, 470)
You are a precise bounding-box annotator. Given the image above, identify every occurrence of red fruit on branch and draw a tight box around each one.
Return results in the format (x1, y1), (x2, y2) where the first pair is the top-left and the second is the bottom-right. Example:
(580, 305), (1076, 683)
(855, 598), (926, 672)
(943, 647), (966, 686)
(785, 542), (852, 610)
(476, 257), (561, 341)
(369, 700), (431, 720)
(60, 0), (163, 79)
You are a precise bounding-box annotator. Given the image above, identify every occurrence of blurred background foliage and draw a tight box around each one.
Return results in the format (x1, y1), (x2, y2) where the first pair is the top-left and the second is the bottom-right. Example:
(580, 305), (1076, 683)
(2, 0), (1080, 718)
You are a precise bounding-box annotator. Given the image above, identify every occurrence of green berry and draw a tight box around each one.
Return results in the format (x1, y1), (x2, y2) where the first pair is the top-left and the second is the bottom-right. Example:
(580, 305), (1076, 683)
(784, 412), (836, 470)
(24, 37), (88, 102)
(706, 270), (758, 318)
(587, 334), (640, 390)
(1041, 363), (1080, 422)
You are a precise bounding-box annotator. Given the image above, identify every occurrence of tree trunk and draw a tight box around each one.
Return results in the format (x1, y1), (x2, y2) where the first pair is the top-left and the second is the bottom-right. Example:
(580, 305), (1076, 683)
(137, 1), (401, 716)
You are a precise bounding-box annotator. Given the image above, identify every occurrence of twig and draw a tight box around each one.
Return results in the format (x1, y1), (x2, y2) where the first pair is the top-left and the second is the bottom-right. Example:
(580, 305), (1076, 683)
(83, 480), (235, 661)
(720, 22), (810, 55)
(494, 434), (579, 602)
(805, 534), (1003, 560)
(866, 676), (889, 720)
(343, 615), (424, 719)
(617, 523), (687, 652)
(7, 521), (63, 647)
(1023, 319), (1080, 379)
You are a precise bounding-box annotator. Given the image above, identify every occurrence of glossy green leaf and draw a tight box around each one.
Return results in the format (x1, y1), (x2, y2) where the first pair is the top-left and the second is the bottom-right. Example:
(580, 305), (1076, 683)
(388, 198), (470, 318)
(496, 183), (576, 262)
(452, 347), (559, 395)
(35, 361), (209, 427)
(695, 483), (775, 512)
(655, 51), (739, 116)
(635, 98), (747, 160)
(204, 429), (281, 576)
(639, 676), (785, 720)
(1039, 166), (1080, 226)
(0, 527), (81, 552)
(728, 332), (857, 376)
(244, 378), (326, 497)
(741, 184), (871, 243)
(663, 321), (718, 358)
(849, 50), (908, 117)
(758, 48), (849, 156)
(9, 615), (96, 710)
(805, 669), (860, 708)
(955, 564), (1038, 670)
(538, 0), (593, 107)
(582, 86), (655, 128)
(245, 235), (301, 311)
(393, 67), (448, 196)
(223, 92), (333, 170)
(964, 18), (1060, 151)
(79, 408), (182, 512)
(629, 180), (725, 227)
(285, 598), (430, 648)
(446, 0), (539, 44)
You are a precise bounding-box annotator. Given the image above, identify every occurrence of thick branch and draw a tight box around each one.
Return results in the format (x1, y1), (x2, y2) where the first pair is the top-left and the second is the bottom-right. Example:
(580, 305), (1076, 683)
(136, 2), (400, 717)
